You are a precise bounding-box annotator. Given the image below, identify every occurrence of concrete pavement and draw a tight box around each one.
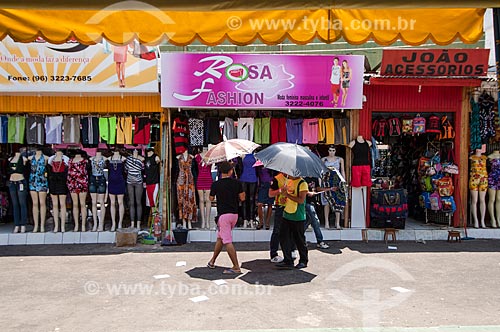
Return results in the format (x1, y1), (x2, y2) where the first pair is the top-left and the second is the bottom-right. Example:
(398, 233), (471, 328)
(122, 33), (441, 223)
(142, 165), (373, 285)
(1, 240), (500, 332)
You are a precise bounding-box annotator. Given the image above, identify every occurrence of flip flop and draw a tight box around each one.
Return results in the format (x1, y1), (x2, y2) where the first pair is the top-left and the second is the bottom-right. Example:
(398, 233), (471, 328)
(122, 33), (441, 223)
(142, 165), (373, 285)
(207, 262), (215, 269)
(223, 268), (242, 274)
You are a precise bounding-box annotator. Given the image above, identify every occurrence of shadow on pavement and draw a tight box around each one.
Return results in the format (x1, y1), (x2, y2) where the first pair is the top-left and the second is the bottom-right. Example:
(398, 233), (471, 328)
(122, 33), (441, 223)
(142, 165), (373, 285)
(239, 259), (317, 286)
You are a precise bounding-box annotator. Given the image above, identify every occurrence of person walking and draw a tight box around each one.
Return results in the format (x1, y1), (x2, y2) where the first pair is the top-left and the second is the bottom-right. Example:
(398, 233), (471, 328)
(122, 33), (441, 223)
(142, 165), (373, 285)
(275, 174), (309, 269)
(304, 177), (330, 249)
(207, 161), (246, 274)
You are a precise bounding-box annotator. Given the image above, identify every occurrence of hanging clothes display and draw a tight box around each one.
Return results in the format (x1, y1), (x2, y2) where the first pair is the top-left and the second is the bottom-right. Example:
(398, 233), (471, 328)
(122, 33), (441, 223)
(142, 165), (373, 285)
(334, 118), (350, 145)
(26, 116), (45, 145)
(302, 118), (319, 145)
(286, 118), (303, 144)
(188, 118), (204, 147)
(150, 118), (161, 142)
(133, 117), (151, 145)
(254, 117), (270, 145)
(223, 117), (236, 140)
(237, 117), (254, 141)
(7, 116), (26, 144)
(176, 154), (197, 222)
(99, 116), (117, 144)
(270, 117), (287, 144)
(63, 115), (81, 144)
(470, 98), (482, 150)
(172, 116), (189, 155)
(116, 116), (133, 144)
(45, 116), (63, 144)
(205, 117), (222, 144)
(0, 116), (7, 143)
(81, 116), (100, 145)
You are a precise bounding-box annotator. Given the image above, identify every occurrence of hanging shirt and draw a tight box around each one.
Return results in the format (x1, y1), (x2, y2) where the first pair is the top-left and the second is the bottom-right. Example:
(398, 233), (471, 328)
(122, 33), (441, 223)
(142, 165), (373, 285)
(150, 118), (161, 142)
(116, 116), (133, 144)
(334, 118), (350, 145)
(205, 117), (222, 144)
(0, 116), (8, 143)
(173, 117), (189, 155)
(254, 117), (270, 144)
(270, 117), (287, 144)
(26, 116), (45, 145)
(45, 116), (63, 144)
(133, 117), (151, 145)
(81, 116), (100, 145)
(237, 117), (254, 141)
(8, 116), (26, 144)
(286, 118), (303, 144)
(223, 117), (236, 140)
(63, 115), (81, 144)
(352, 140), (371, 166)
(99, 116), (117, 144)
(189, 118), (204, 146)
(302, 118), (319, 144)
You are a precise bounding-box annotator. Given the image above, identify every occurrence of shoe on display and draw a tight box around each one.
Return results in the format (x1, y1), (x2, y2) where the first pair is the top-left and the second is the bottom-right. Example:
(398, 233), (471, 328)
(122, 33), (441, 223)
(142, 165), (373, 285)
(270, 256), (284, 263)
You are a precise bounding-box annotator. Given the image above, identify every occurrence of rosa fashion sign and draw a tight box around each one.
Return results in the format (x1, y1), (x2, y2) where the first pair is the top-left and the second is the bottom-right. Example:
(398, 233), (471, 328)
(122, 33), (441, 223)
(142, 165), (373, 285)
(161, 53), (364, 109)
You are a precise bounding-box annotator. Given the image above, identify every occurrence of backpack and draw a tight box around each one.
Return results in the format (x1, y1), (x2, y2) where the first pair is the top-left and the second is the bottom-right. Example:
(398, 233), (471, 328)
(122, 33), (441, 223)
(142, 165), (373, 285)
(401, 116), (413, 135)
(413, 114), (426, 135)
(388, 117), (402, 136)
(419, 192), (431, 209)
(429, 192), (442, 211)
(439, 116), (456, 140)
(426, 115), (441, 134)
(436, 176), (454, 197)
(441, 196), (456, 213)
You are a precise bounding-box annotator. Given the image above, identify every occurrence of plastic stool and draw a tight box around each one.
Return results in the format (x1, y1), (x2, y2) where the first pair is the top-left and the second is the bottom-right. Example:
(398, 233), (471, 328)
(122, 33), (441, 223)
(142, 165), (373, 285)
(384, 228), (397, 243)
(447, 230), (461, 243)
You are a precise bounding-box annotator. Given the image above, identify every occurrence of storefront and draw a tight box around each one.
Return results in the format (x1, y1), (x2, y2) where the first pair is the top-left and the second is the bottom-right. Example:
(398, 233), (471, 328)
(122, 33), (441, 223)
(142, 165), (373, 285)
(0, 37), (166, 242)
(360, 49), (491, 229)
(160, 52), (366, 230)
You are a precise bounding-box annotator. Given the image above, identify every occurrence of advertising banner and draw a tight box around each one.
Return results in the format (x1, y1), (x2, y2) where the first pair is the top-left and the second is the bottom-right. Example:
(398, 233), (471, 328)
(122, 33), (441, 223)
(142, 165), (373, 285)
(380, 49), (490, 77)
(161, 53), (364, 109)
(0, 36), (158, 93)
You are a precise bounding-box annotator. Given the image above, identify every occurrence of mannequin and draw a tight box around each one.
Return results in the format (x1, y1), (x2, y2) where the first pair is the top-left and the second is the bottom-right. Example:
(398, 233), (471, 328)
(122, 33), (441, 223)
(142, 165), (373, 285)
(67, 152), (89, 232)
(28, 149), (49, 232)
(469, 149), (488, 228)
(8, 151), (28, 233)
(195, 147), (213, 229)
(125, 149), (144, 229)
(487, 150), (500, 228)
(145, 148), (161, 212)
(108, 150), (127, 231)
(321, 145), (346, 229)
(176, 149), (197, 229)
(239, 153), (258, 228)
(48, 150), (69, 232)
(89, 151), (106, 231)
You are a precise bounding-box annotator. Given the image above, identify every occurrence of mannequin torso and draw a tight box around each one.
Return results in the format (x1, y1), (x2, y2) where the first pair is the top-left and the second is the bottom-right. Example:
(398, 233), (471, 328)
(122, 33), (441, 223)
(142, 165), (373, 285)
(8, 152), (27, 181)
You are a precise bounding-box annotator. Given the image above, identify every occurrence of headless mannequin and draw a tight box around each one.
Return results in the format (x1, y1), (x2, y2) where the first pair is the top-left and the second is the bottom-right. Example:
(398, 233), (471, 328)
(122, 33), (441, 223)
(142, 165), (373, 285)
(126, 149), (144, 229)
(28, 150), (48, 233)
(71, 154), (88, 232)
(196, 147), (212, 229)
(108, 150), (126, 231)
(9, 152), (28, 233)
(90, 151), (106, 231)
(470, 149), (487, 228)
(348, 135), (372, 149)
(177, 150), (195, 229)
(50, 151), (68, 233)
(321, 146), (346, 229)
(487, 150), (500, 228)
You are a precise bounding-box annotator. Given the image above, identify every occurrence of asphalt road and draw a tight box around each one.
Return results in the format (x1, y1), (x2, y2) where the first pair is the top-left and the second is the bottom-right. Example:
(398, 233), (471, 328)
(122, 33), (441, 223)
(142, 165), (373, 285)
(1, 240), (500, 332)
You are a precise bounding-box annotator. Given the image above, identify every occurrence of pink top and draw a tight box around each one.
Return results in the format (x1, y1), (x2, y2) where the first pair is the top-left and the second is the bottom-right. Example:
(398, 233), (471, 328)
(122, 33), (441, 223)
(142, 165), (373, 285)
(302, 118), (319, 144)
(195, 154), (213, 190)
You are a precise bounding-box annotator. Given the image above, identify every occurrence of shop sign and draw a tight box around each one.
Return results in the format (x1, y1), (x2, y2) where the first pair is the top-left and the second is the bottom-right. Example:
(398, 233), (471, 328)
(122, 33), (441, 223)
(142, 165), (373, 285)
(380, 49), (489, 77)
(161, 53), (364, 109)
(0, 36), (158, 93)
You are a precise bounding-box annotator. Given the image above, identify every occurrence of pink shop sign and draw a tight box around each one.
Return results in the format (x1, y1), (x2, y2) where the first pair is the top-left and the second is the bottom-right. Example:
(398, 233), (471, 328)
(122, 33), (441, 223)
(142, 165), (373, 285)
(161, 53), (364, 109)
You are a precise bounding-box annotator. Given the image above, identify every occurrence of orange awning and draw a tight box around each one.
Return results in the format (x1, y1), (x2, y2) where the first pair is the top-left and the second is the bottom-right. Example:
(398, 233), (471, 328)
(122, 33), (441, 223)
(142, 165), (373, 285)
(0, 8), (486, 46)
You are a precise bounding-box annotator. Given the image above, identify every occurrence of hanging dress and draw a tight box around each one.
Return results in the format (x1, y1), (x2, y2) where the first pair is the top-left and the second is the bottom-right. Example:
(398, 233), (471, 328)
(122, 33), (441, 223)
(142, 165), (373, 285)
(176, 155), (197, 222)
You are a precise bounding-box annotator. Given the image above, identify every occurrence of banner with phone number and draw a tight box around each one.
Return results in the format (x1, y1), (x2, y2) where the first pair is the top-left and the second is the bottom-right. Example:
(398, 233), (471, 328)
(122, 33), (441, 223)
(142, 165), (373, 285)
(0, 36), (158, 93)
(161, 53), (364, 109)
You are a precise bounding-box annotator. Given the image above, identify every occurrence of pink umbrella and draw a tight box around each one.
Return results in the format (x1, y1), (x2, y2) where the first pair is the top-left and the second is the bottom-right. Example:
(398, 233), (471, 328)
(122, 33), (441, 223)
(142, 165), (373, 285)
(202, 139), (260, 165)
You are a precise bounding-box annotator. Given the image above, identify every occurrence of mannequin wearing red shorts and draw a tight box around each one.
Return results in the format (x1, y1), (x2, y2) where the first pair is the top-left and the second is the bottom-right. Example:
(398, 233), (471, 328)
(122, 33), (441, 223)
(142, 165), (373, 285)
(348, 136), (372, 187)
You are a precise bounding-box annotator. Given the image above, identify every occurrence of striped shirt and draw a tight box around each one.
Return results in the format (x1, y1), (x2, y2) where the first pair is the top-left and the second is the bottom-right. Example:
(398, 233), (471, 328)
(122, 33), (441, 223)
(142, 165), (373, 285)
(125, 156), (144, 184)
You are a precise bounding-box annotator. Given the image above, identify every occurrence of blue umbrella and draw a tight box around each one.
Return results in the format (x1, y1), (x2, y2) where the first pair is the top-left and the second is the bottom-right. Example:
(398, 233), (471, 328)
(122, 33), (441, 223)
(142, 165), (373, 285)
(254, 142), (328, 178)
